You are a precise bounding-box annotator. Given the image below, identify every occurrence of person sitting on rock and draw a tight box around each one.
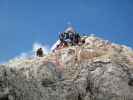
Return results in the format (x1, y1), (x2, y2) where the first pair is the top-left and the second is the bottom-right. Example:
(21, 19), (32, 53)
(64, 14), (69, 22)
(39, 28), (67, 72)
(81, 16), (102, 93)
(36, 48), (44, 57)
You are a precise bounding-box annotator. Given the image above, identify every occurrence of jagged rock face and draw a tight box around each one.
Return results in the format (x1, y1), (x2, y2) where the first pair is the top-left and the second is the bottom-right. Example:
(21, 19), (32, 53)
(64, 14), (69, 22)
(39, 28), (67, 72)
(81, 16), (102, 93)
(0, 36), (133, 100)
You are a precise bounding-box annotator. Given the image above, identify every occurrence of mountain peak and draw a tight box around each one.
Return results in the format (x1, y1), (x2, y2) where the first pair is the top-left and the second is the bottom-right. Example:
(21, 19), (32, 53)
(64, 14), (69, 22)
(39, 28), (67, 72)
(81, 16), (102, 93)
(0, 35), (133, 100)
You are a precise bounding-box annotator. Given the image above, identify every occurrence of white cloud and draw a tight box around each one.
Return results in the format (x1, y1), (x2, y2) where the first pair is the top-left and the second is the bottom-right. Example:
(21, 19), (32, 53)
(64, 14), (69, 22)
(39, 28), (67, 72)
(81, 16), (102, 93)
(19, 52), (32, 59)
(8, 42), (50, 62)
(10, 51), (34, 62)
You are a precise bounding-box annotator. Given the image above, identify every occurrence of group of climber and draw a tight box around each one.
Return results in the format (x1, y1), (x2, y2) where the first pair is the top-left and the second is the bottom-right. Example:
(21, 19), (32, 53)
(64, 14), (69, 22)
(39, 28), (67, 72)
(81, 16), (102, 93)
(54, 27), (85, 51)
(36, 26), (85, 57)
(58, 32), (80, 47)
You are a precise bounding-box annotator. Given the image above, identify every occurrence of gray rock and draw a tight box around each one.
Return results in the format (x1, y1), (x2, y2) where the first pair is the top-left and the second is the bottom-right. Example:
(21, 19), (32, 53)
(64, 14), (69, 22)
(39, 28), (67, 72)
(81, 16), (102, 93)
(0, 36), (133, 100)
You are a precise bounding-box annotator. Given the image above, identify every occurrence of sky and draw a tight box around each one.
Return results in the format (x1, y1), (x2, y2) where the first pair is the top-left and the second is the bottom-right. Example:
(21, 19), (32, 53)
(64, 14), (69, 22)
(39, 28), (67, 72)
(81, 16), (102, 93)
(0, 0), (133, 62)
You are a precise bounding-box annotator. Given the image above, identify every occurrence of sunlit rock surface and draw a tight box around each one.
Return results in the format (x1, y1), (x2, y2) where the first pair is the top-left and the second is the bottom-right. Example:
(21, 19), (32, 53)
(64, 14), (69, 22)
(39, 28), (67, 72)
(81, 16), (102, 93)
(0, 35), (133, 100)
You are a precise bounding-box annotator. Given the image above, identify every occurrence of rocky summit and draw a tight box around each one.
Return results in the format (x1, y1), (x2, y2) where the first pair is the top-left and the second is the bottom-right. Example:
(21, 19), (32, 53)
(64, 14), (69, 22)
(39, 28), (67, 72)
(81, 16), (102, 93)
(0, 35), (133, 100)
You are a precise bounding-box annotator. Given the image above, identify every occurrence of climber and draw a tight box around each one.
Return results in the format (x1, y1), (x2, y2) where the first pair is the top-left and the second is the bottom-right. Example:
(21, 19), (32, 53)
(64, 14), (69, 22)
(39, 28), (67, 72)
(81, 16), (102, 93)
(36, 48), (44, 57)
(63, 26), (76, 45)
(69, 32), (75, 45)
(74, 33), (80, 45)
(64, 32), (69, 40)
(59, 32), (69, 47)
(59, 32), (65, 43)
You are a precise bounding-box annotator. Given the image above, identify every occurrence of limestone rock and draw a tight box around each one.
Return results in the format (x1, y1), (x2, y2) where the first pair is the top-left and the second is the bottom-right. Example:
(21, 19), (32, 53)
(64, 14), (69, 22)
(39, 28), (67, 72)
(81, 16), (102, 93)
(0, 36), (133, 100)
